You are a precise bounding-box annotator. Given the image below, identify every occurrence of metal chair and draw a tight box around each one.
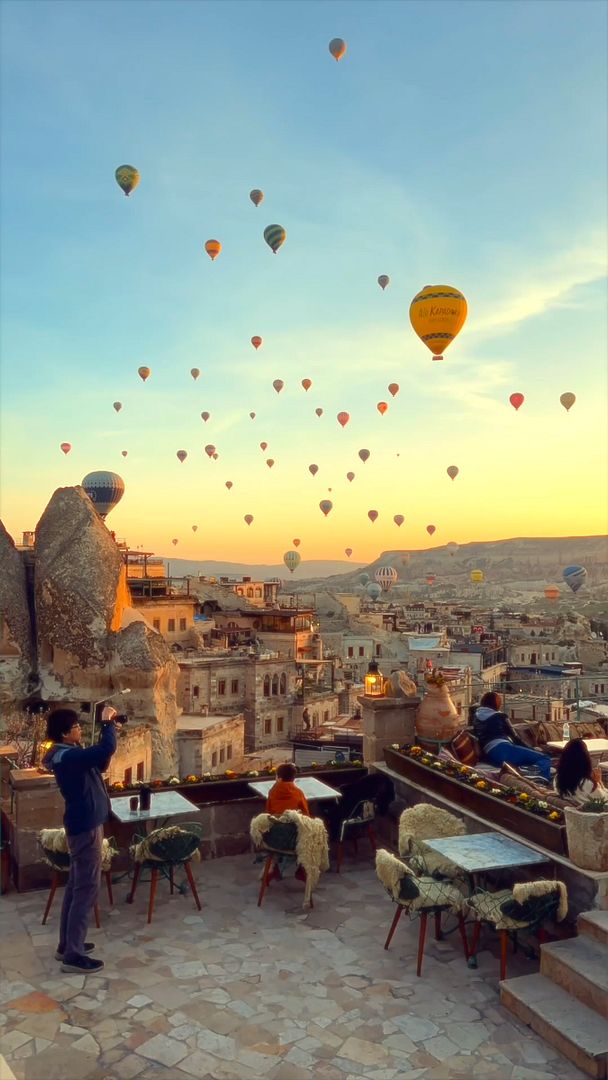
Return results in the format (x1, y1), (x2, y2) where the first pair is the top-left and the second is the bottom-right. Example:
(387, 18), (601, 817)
(336, 799), (378, 873)
(466, 880), (568, 981)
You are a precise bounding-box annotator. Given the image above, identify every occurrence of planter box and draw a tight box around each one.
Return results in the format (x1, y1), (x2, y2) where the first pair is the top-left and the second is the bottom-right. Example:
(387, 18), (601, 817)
(108, 766), (368, 807)
(564, 807), (608, 871)
(384, 747), (567, 856)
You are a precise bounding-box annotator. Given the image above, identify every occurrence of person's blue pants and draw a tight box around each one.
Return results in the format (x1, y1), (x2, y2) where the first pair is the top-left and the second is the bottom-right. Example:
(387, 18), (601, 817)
(484, 742), (552, 782)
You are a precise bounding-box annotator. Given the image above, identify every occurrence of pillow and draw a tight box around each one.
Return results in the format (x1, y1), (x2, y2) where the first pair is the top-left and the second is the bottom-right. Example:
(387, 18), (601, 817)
(450, 730), (479, 766)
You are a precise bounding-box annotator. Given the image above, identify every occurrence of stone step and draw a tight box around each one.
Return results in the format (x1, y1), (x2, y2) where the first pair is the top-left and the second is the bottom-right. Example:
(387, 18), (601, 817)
(579, 911), (608, 947)
(501, 973), (608, 1079)
(541, 937), (608, 1017)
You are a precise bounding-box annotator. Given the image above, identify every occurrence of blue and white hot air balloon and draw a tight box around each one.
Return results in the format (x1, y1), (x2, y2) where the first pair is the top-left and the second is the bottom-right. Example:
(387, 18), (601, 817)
(81, 471), (125, 520)
(375, 565), (398, 593)
(562, 565), (587, 594)
(366, 582), (382, 601)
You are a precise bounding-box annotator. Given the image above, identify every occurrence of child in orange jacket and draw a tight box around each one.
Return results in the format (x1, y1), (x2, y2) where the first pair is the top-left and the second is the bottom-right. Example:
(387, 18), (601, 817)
(266, 763), (310, 817)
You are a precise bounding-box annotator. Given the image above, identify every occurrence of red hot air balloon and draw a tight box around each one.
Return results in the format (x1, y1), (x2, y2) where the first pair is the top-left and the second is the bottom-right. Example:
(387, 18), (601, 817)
(293, 538), (301, 547)
(346, 471), (355, 482)
(358, 449), (370, 463)
(426, 524), (436, 536)
(225, 480), (233, 489)
(60, 442), (72, 455)
(345, 547), (353, 557)
(315, 407), (324, 417)
(426, 574), (436, 586)
(204, 444), (216, 457)
(377, 401), (388, 415)
(176, 450), (188, 463)
(319, 500), (333, 517)
(301, 378), (312, 391)
(337, 411), (350, 427)
(200, 411), (210, 422)
(251, 336), (262, 350)
(393, 514), (404, 527)
(204, 239), (221, 260)
(273, 379), (284, 394)
(309, 464), (319, 476)
(388, 383), (399, 397)
(510, 393), (524, 411)
(446, 465), (459, 480)
(260, 441), (268, 451)
(244, 514), (254, 525)
(266, 458), (275, 468)
(368, 510), (379, 523)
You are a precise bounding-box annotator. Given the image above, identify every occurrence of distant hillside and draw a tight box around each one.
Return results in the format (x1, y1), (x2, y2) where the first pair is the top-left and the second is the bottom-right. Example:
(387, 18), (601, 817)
(162, 557), (366, 580)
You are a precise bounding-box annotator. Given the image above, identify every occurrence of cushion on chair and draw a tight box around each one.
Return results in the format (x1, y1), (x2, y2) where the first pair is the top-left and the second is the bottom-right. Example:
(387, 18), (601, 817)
(468, 889), (531, 930)
(399, 805), (466, 880)
(131, 826), (201, 865)
(262, 821), (298, 852)
(39, 828), (117, 872)
(450, 730), (480, 766)
(376, 849), (464, 914)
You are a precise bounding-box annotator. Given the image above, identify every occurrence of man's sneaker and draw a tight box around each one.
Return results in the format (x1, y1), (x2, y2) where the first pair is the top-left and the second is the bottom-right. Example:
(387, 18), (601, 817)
(60, 955), (104, 974)
(55, 942), (95, 961)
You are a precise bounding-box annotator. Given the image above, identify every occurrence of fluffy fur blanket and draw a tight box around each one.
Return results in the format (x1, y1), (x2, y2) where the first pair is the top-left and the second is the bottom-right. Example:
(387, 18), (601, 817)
(251, 810), (329, 906)
(39, 827), (116, 871)
(399, 805), (465, 877)
(513, 879), (568, 923)
(131, 826), (201, 864)
(376, 848), (409, 902)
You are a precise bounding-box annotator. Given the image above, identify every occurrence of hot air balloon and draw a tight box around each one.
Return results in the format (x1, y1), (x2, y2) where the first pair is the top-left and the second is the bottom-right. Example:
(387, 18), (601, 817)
(138, 366), (151, 382)
(192, 525), (198, 533)
(446, 541), (459, 556)
(283, 550), (301, 574)
(121, 450), (128, 457)
(470, 570), (484, 584)
(393, 514), (404, 527)
(273, 379), (284, 394)
(426, 574), (436, 586)
(315, 407), (323, 417)
(244, 514), (254, 526)
(115, 165), (140, 196)
(560, 392), (576, 412)
(410, 284), (467, 361)
(345, 548), (352, 558)
(301, 378), (312, 391)
(329, 37), (347, 60)
(249, 189), (264, 207)
(563, 565), (587, 593)
(172, 538), (179, 546)
(251, 336), (262, 350)
(377, 275), (390, 291)
(81, 470), (125, 519)
(319, 500), (333, 517)
(200, 411), (210, 422)
(366, 582), (381, 600)
(204, 444), (216, 457)
(213, 453), (219, 460)
(337, 411), (350, 428)
(510, 393), (524, 411)
(176, 450), (188, 463)
(60, 442), (71, 455)
(266, 459), (275, 468)
(293, 538), (301, 547)
(249, 411), (256, 419)
(358, 449), (370, 463)
(375, 565), (398, 593)
(377, 402), (388, 415)
(368, 510), (378, 523)
(113, 401), (122, 413)
(446, 465), (459, 480)
(544, 586), (560, 601)
(426, 525), (436, 536)
(191, 368), (200, 381)
(309, 464), (319, 476)
(225, 481), (233, 489)
(388, 383), (399, 397)
(346, 471), (355, 482)
(264, 224), (286, 254)
(359, 573), (370, 586)
(205, 239), (221, 261)
(260, 441), (268, 451)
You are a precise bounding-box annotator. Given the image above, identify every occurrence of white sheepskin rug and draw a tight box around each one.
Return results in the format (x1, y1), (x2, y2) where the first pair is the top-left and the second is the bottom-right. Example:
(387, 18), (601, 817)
(376, 847), (409, 902)
(39, 827), (116, 871)
(399, 804), (465, 877)
(251, 810), (329, 906)
(513, 879), (568, 923)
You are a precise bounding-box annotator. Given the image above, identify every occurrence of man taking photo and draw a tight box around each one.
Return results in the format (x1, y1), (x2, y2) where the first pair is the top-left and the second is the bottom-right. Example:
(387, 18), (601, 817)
(43, 704), (118, 973)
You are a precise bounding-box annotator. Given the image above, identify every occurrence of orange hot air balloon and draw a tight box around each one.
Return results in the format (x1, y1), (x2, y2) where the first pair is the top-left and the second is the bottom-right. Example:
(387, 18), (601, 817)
(319, 499), (333, 517)
(410, 284), (467, 361)
(251, 336), (263, 350)
(260, 441), (268, 451)
(426, 524), (436, 536)
(510, 392), (524, 411)
(447, 465), (459, 480)
(545, 585), (560, 601)
(200, 411), (210, 422)
(388, 383), (399, 397)
(301, 378), (312, 391)
(244, 514), (254, 526)
(315, 407), (324, 417)
(273, 379), (284, 394)
(249, 411), (256, 419)
(266, 458), (275, 468)
(378, 275), (390, 291)
(121, 450), (128, 457)
(560, 392), (576, 412)
(368, 510), (378, 523)
(204, 239), (221, 261)
(393, 514), (404, 527)
(358, 448), (370, 463)
(138, 366), (151, 382)
(308, 464), (319, 476)
(191, 368), (200, 380)
(176, 450), (188, 463)
(225, 480), (233, 489)
(329, 37), (347, 61)
(60, 442), (72, 455)
(345, 547), (353, 557)
(204, 444), (216, 457)
(337, 411), (350, 428)
(293, 538), (301, 547)
(426, 574), (436, 586)
(377, 401), (388, 415)
(249, 189), (264, 207)
(192, 525), (198, 533)
(346, 471), (355, 482)
(172, 538), (179, 546)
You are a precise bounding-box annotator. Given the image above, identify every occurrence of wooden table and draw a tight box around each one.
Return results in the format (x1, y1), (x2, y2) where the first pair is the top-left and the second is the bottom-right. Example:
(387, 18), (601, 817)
(546, 738), (608, 764)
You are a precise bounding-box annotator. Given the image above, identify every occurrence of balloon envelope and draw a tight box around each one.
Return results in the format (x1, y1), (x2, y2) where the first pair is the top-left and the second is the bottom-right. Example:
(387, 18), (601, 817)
(375, 565), (398, 592)
(426, 574), (436, 586)
(201, 411), (210, 422)
(138, 366), (151, 382)
(510, 392), (524, 411)
(346, 471), (355, 482)
(447, 465), (459, 480)
(60, 442), (71, 455)
(388, 383), (399, 397)
(358, 449), (370, 463)
(260, 441), (268, 451)
(470, 570), (484, 583)
(393, 514), (404, 527)
(301, 378), (312, 391)
(378, 274), (390, 290)
(172, 538), (179, 546)
(309, 464), (318, 476)
(249, 189), (264, 207)
(562, 565), (587, 593)
(377, 401), (388, 415)
(191, 368), (200, 380)
(337, 411), (350, 428)
(319, 500), (333, 517)
(560, 392), (576, 412)
(293, 538), (300, 547)
(366, 582), (381, 600)
(244, 514), (254, 525)
(204, 444), (216, 457)
(283, 550), (301, 573)
(81, 470), (125, 519)
(544, 586), (560, 601)
(426, 525), (436, 536)
(315, 407), (324, 417)
(113, 401), (122, 413)
(329, 37), (347, 60)
(273, 379), (284, 393)
(264, 224), (286, 253)
(225, 480), (233, 489)
(359, 573), (370, 585)
(251, 336), (262, 350)
(115, 165), (140, 196)
(368, 510), (378, 523)
(249, 411), (256, 419)
(192, 525), (198, 532)
(345, 548), (352, 557)
(410, 284), (467, 360)
(121, 450), (128, 457)
(176, 450), (187, 463)
(266, 458), (275, 468)
(204, 239), (221, 260)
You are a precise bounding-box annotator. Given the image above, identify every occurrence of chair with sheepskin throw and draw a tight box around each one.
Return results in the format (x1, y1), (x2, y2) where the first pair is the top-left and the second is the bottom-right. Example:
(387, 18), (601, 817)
(38, 828), (117, 926)
(251, 810), (329, 908)
(376, 848), (469, 977)
(126, 823), (203, 923)
(399, 805), (466, 883)
(466, 879), (568, 981)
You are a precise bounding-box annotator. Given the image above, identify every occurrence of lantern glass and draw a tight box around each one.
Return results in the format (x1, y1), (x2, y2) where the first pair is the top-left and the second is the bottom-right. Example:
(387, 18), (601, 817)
(364, 659), (384, 697)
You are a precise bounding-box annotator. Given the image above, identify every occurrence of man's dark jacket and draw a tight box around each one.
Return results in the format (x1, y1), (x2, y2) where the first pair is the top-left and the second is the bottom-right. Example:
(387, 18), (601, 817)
(43, 723), (116, 836)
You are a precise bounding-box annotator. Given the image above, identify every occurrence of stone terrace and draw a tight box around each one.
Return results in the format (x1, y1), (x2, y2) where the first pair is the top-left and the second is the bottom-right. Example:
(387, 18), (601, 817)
(0, 854), (585, 1080)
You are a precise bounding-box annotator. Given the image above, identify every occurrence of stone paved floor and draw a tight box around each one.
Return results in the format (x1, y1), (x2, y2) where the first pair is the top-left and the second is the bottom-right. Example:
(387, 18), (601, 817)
(0, 852), (585, 1080)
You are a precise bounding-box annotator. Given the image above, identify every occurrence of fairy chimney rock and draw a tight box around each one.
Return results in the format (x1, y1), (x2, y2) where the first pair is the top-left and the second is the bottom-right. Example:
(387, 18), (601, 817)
(0, 520), (36, 702)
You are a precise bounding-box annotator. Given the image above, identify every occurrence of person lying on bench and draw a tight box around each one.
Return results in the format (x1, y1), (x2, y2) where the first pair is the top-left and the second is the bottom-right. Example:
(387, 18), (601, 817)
(473, 692), (551, 782)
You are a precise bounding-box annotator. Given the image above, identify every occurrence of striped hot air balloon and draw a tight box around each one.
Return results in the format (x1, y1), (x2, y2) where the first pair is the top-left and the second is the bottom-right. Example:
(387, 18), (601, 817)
(375, 565), (398, 593)
(283, 550), (301, 574)
(81, 471), (125, 520)
(115, 165), (140, 196)
(563, 565), (587, 593)
(264, 224), (286, 253)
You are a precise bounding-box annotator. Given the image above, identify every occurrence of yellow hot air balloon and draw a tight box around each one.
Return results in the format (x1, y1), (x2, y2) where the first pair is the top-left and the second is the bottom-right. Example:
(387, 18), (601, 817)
(560, 392), (576, 412)
(410, 285), (467, 360)
(205, 239), (222, 261)
(470, 570), (484, 584)
(115, 165), (140, 196)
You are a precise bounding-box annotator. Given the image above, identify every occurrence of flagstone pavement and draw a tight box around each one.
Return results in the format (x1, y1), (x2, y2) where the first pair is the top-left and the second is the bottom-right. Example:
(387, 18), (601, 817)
(0, 852), (584, 1080)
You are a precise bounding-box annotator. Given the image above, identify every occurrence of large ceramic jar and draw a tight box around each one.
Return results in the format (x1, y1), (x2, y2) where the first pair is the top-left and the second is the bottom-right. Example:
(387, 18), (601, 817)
(415, 683), (461, 743)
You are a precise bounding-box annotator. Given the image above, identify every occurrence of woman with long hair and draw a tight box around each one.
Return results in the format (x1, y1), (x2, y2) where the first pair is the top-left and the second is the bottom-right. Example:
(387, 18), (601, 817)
(555, 739), (607, 804)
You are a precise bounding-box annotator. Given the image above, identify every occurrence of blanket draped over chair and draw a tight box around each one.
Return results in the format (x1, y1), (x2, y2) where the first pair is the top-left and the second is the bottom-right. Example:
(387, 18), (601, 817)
(39, 827), (116, 872)
(399, 805), (465, 879)
(376, 848), (465, 914)
(250, 810), (329, 906)
(130, 826), (202, 864)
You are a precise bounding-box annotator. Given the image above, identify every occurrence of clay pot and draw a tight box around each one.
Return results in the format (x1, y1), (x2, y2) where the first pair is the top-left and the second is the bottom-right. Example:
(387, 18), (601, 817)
(564, 807), (608, 871)
(415, 684), (461, 743)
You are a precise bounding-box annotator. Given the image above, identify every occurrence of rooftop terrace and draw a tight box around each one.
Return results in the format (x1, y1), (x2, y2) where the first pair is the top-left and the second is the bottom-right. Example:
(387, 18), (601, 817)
(0, 853), (584, 1079)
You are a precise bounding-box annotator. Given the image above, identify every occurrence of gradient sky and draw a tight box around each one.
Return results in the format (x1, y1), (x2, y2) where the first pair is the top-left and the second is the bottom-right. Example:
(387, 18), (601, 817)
(1, 0), (607, 567)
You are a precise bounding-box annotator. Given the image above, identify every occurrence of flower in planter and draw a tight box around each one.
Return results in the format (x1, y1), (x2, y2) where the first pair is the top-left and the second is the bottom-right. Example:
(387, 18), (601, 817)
(421, 756), (432, 765)
(432, 762), (443, 769)
(549, 811), (561, 821)
(475, 780), (488, 790)
(409, 746), (423, 756)
(490, 788), (502, 796)
(224, 770), (237, 778)
(352, 760), (363, 766)
(517, 793), (529, 802)
(110, 781), (124, 791)
(391, 743), (400, 750)
(247, 770), (259, 778)
(184, 775), (199, 783)
(168, 776), (180, 785)
(150, 779), (164, 788)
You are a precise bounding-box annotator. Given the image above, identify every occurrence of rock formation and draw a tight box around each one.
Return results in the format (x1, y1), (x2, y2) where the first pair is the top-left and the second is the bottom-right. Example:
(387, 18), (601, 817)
(0, 520), (36, 703)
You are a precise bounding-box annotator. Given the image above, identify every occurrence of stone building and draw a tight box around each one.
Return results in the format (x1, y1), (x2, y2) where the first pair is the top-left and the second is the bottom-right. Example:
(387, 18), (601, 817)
(176, 713), (245, 775)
